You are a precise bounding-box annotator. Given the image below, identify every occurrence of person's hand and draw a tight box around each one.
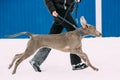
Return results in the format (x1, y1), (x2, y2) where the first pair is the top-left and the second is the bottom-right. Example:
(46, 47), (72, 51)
(52, 11), (58, 17)
(76, 0), (81, 3)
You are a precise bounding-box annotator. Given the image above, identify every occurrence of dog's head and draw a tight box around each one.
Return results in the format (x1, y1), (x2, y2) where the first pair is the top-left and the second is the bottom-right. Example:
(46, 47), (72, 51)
(80, 16), (101, 37)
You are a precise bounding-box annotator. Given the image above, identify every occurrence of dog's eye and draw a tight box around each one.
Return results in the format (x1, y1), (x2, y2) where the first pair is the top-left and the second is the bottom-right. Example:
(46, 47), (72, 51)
(86, 25), (89, 28)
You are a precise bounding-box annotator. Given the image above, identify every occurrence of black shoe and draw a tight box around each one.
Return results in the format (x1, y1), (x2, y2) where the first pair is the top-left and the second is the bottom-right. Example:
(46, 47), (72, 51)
(29, 60), (41, 72)
(72, 63), (88, 70)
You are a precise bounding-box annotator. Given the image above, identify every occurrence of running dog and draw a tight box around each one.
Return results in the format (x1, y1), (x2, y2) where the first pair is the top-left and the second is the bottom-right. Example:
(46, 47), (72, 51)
(8, 16), (101, 74)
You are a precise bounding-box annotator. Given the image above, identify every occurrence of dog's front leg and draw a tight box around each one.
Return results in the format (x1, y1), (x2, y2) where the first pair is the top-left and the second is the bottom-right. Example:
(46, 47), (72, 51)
(79, 52), (99, 71)
(74, 48), (99, 71)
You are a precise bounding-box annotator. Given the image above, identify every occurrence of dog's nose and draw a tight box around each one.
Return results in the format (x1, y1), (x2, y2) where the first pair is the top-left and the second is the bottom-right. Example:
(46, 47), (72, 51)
(96, 31), (102, 37)
(98, 33), (102, 37)
(100, 33), (102, 36)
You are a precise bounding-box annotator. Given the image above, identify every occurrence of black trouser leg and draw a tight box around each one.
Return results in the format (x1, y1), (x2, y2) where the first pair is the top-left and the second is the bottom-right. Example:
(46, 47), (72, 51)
(31, 47), (51, 66)
(49, 22), (64, 34)
(70, 54), (82, 65)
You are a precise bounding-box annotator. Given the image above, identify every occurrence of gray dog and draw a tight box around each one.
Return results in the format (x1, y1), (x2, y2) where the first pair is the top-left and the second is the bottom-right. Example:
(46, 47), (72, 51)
(8, 16), (101, 74)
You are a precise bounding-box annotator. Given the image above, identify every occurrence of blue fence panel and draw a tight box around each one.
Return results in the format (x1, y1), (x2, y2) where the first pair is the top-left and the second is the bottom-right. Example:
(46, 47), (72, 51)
(102, 0), (120, 37)
(0, 0), (95, 38)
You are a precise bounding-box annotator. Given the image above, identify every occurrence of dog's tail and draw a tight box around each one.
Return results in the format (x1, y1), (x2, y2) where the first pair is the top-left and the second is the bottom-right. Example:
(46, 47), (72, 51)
(7, 32), (33, 38)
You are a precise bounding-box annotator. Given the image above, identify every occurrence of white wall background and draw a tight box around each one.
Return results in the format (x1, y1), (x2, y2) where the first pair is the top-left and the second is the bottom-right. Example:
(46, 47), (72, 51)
(96, 0), (102, 33)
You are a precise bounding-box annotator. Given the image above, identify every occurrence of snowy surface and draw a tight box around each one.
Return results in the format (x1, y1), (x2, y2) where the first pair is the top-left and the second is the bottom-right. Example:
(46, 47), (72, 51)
(0, 37), (120, 80)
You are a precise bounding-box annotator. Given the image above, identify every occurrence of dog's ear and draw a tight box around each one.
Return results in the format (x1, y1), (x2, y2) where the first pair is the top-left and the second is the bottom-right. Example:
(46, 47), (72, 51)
(80, 16), (88, 28)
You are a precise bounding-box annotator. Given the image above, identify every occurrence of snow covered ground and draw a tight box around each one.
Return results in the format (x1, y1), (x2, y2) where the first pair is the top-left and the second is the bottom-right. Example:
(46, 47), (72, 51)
(0, 37), (120, 80)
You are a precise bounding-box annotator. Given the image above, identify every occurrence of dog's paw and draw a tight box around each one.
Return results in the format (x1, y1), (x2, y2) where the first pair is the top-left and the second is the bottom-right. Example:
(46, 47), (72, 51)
(94, 68), (99, 71)
(12, 71), (16, 75)
(8, 64), (12, 69)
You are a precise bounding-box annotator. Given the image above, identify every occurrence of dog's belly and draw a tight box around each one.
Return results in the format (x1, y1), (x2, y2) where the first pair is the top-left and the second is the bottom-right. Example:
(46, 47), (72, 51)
(52, 45), (71, 52)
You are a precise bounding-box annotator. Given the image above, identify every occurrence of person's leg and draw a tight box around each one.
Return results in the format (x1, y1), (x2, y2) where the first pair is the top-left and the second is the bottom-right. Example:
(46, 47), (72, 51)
(29, 47), (51, 72)
(62, 13), (88, 70)
(49, 21), (64, 34)
(70, 54), (88, 70)
(29, 21), (63, 72)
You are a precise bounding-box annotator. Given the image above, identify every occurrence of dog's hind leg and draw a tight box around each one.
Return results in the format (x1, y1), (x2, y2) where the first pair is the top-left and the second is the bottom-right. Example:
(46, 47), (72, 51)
(8, 53), (23, 69)
(12, 46), (38, 74)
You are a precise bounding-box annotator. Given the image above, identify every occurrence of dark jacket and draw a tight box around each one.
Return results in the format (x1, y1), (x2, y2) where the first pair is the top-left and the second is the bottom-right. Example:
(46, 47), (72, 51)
(44, 0), (75, 13)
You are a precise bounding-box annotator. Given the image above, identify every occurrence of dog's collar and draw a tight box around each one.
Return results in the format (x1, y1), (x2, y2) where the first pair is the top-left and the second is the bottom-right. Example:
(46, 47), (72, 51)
(77, 28), (85, 36)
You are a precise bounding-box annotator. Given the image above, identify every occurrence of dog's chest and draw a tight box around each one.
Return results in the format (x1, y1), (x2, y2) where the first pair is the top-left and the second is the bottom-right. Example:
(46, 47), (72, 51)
(64, 45), (70, 49)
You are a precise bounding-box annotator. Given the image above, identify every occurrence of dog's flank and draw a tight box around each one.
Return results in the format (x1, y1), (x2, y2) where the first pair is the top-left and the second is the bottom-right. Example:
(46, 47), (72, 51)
(8, 16), (101, 74)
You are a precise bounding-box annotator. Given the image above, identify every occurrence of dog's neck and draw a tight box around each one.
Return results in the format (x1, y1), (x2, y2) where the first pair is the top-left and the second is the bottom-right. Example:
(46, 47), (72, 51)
(77, 28), (85, 37)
